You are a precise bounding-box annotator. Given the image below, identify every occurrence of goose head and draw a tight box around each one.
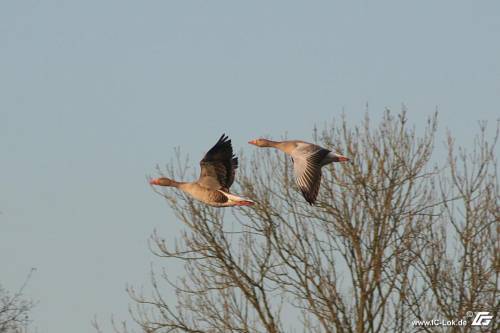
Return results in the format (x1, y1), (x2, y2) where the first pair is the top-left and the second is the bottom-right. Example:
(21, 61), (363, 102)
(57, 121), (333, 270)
(248, 138), (275, 147)
(149, 177), (176, 187)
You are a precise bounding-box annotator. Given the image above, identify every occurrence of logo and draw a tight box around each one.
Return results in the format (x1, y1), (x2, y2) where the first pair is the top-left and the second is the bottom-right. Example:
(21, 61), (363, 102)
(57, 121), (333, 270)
(471, 312), (493, 326)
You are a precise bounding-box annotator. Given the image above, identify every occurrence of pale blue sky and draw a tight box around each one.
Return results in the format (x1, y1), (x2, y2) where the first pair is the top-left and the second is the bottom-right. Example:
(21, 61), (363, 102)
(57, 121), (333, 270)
(1, 1), (499, 332)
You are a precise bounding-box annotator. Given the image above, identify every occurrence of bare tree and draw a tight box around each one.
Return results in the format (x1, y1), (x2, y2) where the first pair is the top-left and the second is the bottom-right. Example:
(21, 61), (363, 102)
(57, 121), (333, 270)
(0, 270), (36, 333)
(407, 122), (499, 333)
(98, 111), (498, 333)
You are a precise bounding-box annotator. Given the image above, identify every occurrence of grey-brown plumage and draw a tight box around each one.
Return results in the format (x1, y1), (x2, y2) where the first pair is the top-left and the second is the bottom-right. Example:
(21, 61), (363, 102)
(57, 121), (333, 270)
(150, 134), (255, 207)
(198, 134), (238, 191)
(293, 146), (331, 204)
(248, 138), (350, 205)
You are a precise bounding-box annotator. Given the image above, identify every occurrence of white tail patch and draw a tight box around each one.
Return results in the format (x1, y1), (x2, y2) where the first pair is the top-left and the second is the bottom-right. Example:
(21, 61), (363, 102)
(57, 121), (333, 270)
(219, 191), (256, 205)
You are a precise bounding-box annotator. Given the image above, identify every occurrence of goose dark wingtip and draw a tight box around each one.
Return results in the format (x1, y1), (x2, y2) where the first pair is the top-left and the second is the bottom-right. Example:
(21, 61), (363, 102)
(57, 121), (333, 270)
(217, 133), (227, 144)
(216, 133), (231, 145)
(300, 189), (317, 205)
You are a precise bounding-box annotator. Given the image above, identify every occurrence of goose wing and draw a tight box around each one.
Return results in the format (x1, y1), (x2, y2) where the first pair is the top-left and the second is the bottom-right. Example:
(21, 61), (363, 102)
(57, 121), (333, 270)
(198, 134), (238, 190)
(291, 145), (330, 204)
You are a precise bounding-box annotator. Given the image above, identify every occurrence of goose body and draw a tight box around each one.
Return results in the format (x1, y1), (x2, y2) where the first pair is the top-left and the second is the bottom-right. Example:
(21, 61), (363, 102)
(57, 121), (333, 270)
(151, 135), (254, 207)
(248, 139), (349, 204)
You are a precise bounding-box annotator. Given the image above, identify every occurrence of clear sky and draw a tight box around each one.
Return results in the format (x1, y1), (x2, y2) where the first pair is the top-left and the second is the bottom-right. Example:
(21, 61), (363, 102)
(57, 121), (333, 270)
(1, 1), (499, 332)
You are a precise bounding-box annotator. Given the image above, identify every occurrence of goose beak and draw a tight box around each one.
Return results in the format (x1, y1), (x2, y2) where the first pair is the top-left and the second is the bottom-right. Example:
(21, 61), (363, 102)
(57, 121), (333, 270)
(149, 178), (160, 185)
(337, 155), (350, 162)
(248, 140), (257, 145)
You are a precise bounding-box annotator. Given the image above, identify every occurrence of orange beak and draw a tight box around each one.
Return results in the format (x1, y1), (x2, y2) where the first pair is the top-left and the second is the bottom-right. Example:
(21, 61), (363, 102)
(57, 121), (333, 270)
(149, 178), (160, 185)
(248, 140), (257, 145)
(337, 155), (350, 162)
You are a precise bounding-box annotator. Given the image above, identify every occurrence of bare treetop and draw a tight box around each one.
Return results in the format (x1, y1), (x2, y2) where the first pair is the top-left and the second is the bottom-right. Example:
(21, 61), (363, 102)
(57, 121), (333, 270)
(98, 111), (499, 333)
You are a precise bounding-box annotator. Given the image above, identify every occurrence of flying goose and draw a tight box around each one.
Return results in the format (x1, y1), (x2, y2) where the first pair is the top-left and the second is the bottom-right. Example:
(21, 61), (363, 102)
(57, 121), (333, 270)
(150, 134), (254, 207)
(248, 139), (349, 204)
